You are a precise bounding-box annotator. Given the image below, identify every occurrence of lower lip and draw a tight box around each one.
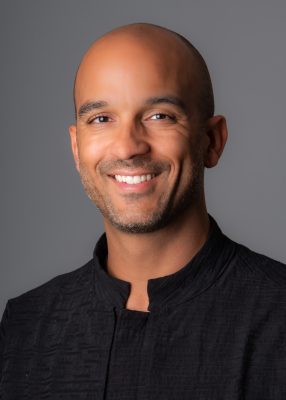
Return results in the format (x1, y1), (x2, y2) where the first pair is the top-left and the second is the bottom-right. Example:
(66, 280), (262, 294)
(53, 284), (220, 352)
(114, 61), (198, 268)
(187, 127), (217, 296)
(110, 176), (158, 192)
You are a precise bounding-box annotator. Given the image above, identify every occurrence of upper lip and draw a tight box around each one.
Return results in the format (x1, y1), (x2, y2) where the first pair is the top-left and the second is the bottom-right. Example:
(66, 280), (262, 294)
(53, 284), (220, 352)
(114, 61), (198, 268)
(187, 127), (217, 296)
(109, 171), (159, 177)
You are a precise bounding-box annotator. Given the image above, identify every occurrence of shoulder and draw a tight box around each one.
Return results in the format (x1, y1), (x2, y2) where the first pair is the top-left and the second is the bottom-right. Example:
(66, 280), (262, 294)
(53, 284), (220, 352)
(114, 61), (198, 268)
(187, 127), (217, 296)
(233, 239), (286, 288)
(0, 259), (95, 355)
(5, 258), (95, 317)
(211, 237), (286, 321)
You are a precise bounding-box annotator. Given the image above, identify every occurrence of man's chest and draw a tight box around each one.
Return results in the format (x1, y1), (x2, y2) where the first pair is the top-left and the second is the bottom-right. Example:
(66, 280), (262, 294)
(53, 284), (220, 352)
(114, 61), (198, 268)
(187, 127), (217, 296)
(2, 301), (286, 400)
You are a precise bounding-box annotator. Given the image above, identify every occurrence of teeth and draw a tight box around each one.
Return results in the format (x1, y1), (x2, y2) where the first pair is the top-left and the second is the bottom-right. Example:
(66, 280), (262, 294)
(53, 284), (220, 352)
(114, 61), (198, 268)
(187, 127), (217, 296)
(114, 174), (155, 184)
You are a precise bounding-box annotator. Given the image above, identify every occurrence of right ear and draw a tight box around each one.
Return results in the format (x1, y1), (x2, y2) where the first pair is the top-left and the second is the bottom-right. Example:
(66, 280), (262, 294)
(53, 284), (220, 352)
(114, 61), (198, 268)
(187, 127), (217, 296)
(69, 124), (80, 172)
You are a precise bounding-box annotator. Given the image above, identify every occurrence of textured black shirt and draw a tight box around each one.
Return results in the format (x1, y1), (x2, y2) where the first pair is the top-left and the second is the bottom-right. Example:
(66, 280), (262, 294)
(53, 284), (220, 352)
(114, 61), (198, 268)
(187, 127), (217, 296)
(1, 214), (286, 399)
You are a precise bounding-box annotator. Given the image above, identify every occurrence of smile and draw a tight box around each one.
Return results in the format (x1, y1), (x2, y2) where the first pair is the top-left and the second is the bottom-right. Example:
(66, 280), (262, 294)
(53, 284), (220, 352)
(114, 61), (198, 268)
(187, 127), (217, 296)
(114, 174), (156, 184)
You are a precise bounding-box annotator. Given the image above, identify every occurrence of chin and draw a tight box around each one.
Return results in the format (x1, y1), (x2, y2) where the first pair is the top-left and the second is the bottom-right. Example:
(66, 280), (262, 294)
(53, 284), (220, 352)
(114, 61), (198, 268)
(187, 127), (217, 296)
(106, 210), (174, 234)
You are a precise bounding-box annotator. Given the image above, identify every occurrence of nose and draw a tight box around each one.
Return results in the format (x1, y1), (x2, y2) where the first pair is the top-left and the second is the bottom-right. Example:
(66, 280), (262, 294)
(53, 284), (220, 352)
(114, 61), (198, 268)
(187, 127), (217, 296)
(110, 120), (151, 160)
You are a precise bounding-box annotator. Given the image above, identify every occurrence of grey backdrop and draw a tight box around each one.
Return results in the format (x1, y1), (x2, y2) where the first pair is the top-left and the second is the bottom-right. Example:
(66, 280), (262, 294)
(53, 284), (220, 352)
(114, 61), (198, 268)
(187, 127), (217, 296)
(1, 0), (285, 315)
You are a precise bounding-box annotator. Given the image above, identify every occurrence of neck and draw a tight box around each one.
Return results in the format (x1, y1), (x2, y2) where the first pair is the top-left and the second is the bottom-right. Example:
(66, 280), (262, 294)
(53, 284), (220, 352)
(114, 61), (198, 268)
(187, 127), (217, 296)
(104, 201), (210, 311)
(104, 204), (210, 284)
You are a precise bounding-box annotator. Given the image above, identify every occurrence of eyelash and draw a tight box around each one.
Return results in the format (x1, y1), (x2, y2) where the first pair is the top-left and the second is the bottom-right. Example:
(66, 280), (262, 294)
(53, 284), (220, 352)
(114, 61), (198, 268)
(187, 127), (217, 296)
(88, 113), (176, 124)
(150, 113), (176, 121)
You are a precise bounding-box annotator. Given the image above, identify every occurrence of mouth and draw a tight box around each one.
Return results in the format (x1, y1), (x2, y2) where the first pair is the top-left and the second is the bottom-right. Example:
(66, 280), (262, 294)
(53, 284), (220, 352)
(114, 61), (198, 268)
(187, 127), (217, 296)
(113, 173), (157, 185)
(107, 172), (161, 193)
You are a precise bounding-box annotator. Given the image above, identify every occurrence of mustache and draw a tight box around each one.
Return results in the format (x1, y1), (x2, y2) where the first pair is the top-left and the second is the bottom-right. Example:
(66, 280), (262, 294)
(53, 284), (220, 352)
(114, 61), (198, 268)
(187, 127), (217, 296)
(98, 157), (169, 175)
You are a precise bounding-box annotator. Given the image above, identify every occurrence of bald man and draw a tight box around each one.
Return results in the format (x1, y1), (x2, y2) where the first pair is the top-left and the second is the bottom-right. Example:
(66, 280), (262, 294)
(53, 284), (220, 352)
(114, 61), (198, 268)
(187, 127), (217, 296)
(1, 23), (286, 400)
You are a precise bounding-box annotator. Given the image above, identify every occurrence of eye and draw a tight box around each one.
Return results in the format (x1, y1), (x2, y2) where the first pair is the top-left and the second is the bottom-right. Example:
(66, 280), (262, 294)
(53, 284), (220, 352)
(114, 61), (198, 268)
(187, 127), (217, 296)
(88, 115), (110, 124)
(150, 113), (176, 121)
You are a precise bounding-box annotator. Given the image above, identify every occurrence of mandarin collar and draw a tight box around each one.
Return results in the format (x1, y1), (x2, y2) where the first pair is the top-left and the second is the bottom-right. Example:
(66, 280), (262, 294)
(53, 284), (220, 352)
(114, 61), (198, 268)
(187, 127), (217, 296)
(92, 214), (236, 312)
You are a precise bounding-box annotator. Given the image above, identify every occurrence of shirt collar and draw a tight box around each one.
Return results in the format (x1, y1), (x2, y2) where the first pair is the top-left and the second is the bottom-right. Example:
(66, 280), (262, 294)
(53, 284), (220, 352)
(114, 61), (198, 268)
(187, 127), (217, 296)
(92, 214), (236, 312)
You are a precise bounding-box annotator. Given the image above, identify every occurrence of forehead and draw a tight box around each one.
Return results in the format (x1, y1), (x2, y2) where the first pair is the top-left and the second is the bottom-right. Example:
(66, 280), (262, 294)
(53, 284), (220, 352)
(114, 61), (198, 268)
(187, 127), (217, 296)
(75, 33), (198, 109)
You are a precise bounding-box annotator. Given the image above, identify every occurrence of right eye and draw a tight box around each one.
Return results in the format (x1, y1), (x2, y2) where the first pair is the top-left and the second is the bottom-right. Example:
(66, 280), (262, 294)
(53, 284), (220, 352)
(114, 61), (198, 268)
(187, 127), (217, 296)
(89, 115), (110, 124)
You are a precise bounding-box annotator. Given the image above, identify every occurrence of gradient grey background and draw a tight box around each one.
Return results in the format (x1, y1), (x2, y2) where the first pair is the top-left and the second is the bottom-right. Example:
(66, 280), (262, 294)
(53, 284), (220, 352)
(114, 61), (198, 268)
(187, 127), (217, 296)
(1, 0), (285, 315)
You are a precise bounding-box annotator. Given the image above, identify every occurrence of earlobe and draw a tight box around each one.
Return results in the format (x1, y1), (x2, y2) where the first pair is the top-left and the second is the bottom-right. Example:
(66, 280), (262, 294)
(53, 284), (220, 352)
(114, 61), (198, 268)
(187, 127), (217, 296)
(69, 125), (80, 172)
(204, 115), (228, 168)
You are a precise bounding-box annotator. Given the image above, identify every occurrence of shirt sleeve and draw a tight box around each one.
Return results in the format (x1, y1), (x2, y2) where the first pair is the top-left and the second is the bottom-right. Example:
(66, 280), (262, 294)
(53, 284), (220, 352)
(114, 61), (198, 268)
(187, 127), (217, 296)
(0, 301), (10, 381)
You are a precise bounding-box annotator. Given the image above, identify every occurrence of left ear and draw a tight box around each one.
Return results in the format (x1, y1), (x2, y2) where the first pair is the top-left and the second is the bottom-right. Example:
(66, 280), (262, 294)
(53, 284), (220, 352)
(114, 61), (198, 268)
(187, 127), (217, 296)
(203, 115), (228, 168)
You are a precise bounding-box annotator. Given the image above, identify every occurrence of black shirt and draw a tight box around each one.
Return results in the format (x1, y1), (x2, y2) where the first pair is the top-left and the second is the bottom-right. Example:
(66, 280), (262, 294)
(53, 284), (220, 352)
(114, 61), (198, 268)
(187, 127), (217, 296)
(1, 214), (286, 399)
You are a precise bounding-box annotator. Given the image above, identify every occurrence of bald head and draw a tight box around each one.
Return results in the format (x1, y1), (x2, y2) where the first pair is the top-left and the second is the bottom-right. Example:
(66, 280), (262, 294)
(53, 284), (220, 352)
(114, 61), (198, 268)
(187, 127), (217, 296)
(73, 23), (214, 122)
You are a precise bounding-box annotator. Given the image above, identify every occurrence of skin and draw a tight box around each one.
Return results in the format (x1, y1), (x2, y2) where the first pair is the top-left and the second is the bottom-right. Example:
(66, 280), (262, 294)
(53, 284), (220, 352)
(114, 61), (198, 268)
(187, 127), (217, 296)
(69, 23), (228, 312)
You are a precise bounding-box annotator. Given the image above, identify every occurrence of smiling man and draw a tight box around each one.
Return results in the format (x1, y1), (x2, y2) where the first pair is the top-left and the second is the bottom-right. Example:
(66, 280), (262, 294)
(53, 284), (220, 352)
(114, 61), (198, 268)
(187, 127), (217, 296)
(69, 24), (225, 312)
(1, 23), (286, 400)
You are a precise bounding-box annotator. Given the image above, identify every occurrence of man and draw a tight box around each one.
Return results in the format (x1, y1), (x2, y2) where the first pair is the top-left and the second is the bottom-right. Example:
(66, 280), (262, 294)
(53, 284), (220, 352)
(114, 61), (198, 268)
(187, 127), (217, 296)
(1, 22), (286, 399)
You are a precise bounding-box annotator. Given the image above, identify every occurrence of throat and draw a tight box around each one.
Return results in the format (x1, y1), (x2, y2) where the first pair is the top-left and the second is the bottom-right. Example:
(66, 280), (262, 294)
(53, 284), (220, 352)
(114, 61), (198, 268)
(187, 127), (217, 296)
(125, 281), (150, 312)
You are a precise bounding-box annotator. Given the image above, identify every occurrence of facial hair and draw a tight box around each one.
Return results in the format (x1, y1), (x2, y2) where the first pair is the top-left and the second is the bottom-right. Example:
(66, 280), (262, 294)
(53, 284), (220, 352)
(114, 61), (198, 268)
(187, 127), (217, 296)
(78, 154), (204, 234)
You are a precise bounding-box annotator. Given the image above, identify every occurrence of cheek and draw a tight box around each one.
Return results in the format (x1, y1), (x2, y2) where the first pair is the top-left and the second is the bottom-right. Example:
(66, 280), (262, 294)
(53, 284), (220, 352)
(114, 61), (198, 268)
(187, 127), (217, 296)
(77, 135), (107, 167)
(157, 134), (203, 193)
(155, 134), (193, 170)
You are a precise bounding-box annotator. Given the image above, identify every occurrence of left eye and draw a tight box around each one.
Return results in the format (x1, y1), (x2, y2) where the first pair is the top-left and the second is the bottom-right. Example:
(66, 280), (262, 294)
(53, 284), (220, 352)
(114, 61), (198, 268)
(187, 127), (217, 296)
(150, 113), (174, 120)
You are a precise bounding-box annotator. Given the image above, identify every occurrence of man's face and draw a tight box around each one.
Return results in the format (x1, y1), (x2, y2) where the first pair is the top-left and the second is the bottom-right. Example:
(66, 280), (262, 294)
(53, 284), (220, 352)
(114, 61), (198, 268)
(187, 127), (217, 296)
(70, 34), (206, 233)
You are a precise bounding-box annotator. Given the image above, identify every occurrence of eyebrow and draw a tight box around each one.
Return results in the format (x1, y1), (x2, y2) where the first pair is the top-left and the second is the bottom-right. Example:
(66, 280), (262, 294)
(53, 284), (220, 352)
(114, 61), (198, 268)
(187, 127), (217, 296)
(144, 95), (188, 113)
(78, 100), (109, 118)
(78, 95), (188, 118)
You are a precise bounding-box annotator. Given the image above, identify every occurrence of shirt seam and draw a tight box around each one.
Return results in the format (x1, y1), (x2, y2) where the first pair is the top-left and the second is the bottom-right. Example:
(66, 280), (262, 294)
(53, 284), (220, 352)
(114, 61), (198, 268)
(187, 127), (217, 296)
(237, 247), (286, 289)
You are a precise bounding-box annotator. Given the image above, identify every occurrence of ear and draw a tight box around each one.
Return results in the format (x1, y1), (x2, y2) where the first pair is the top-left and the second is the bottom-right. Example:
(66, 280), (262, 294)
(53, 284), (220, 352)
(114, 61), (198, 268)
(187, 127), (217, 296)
(203, 115), (228, 168)
(69, 124), (80, 172)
